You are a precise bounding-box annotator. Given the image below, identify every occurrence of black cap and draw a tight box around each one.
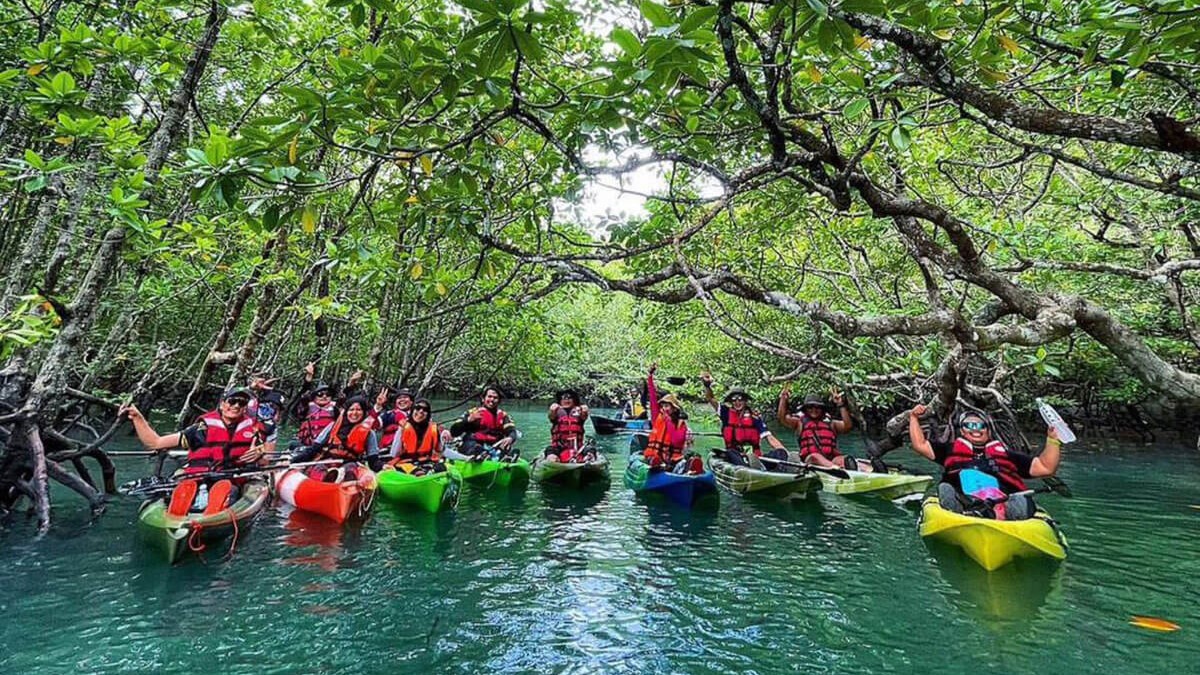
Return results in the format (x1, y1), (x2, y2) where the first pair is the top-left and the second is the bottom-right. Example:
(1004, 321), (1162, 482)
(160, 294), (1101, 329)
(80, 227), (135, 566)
(222, 386), (254, 401)
(395, 387), (414, 398)
(555, 389), (580, 402)
(722, 387), (751, 403)
(801, 395), (827, 410)
(312, 382), (333, 395)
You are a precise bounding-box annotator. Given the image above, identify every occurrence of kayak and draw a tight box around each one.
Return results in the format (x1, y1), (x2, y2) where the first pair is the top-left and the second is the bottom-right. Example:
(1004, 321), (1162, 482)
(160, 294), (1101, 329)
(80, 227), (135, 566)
(377, 466), (460, 513)
(274, 466), (377, 523)
(447, 455), (531, 488)
(531, 454), (611, 487)
(137, 478), (271, 564)
(817, 468), (933, 500)
(591, 415), (648, 435)
(918, 496), (1068, 571)
(709, 454), (821, 500)
(624, 454), (717, 508)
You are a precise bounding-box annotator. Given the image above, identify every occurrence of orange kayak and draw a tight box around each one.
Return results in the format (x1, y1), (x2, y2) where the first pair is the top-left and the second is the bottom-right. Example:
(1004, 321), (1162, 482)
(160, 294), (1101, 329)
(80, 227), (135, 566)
(275, 466), (377, 524)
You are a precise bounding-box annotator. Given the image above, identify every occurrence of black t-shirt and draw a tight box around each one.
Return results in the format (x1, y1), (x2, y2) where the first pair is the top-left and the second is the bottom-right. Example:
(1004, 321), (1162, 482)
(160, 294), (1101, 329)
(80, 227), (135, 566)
(931, 439), (1035, 487)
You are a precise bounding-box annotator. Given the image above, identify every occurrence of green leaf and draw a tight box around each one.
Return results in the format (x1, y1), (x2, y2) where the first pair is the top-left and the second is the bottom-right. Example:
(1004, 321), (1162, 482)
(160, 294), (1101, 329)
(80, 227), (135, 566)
(1110, 68), (1125, 88)
(477, 29), (513, 77)
(843, 97), (870, 118)
(350, 3), (365, 27)
(889, 125), (911, 151)
(679, 6), (718, 34)
(611, 27), (641, 56)
(511, 26), (543, 61)
(1127, 43), (1150, 68)
(640, 1), (674, 28)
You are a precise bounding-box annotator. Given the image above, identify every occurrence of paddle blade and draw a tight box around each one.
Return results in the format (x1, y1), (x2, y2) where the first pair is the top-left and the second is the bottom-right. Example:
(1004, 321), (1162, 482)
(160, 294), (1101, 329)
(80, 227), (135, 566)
(167, 479), (198, 516)
(1043, 475), (1073, 498)
(664, 376), (687, 385)
(203, 479), (234, 515)
(1129, 616), (1180, 632)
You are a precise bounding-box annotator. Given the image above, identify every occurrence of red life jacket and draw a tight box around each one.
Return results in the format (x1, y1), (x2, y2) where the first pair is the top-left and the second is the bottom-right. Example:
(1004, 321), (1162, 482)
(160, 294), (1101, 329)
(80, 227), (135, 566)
(942, 438), (1027, 492)
(298, 401), (337, 445)
(323, 416), (374, 461)
(396, 422), (442, 461)
(470, 407), (509, 444)
(644, 412), (689, 466)
(550, 406), (585, 450)
(798, 418), (840, 460)
(185, 411), (261, 475)
(722, 408), (762, 450)
(378, 407), (409, 451)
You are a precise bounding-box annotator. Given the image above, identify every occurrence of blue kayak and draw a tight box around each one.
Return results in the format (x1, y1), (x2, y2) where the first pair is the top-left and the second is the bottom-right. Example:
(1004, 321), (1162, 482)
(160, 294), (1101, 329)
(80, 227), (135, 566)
(625, 435), (717, 508)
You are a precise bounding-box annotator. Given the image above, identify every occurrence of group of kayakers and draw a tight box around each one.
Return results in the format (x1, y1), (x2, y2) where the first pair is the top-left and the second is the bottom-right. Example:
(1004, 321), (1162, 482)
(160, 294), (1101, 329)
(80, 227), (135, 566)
(118, 358), (1066, 524)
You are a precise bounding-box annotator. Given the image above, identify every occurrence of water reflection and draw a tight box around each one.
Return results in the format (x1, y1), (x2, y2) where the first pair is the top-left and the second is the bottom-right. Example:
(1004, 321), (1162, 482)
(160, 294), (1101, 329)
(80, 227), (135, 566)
(926, 541), (1061, 624)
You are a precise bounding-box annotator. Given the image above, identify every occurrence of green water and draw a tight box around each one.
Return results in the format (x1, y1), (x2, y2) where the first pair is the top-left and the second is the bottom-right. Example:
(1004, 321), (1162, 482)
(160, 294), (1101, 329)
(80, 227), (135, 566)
(2, 402), (1198, 673)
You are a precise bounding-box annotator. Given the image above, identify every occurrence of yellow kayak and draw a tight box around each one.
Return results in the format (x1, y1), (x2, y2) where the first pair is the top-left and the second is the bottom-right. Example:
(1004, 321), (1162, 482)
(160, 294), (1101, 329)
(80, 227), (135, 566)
(919, 496), (1067, 571)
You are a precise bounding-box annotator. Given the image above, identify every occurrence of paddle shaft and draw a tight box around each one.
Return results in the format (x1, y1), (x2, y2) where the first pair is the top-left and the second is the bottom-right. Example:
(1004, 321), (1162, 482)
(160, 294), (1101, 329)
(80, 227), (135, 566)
(756, 455), (850, 479)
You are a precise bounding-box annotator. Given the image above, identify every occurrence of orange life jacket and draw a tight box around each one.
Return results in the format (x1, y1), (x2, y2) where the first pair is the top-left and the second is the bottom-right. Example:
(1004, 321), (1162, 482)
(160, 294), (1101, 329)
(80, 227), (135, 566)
(395, 421), (442, 461)
(185, 411), (260, 475)
(644, 412), (688, 466)
(322, 416), (373, 461)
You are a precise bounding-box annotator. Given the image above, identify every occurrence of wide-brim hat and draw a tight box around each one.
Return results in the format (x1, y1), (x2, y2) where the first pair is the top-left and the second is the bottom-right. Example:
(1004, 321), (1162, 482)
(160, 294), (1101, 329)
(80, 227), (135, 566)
(723, 387), (751, 403)
(555, 389), (580, 402)
(658, 393), (683, 409)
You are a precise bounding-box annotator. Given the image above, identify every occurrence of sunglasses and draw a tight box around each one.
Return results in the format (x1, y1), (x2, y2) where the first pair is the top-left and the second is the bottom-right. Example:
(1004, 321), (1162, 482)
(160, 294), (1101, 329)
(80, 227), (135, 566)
(730, 396), (748, 402)
(315, 391), (332, 397)
(225, 398), (249, 407)
(961, 421), (987, 431)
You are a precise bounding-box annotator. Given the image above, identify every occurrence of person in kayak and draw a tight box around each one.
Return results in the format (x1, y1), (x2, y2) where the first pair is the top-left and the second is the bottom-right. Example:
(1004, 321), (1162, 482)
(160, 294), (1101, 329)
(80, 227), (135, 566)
(908, 405), (1062, 520)
(546, 389), (592, 461)
(121, 387), (266, 511)
(643, 364), (703, 474)
(621, 381), (648, 420)
(292, 396), (383, 481)
(453, 386), (519, 458)
(293, 362), (365, 445)
(699, 373), (789, 468)
(779, 384), (881, 472)
(247, 373), (283, 453)
(372, 385), (414, 458)
(388, 399), (449, 476)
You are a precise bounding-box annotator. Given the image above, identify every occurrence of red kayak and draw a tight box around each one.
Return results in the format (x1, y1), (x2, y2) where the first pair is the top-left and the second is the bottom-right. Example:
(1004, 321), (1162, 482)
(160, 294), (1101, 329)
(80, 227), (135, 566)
(274, 466), (377, 524)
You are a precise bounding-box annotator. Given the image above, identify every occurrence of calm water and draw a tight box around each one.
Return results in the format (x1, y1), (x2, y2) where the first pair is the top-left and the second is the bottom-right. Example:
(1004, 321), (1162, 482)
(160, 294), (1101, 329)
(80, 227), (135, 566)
(2, 401), (1198, 673)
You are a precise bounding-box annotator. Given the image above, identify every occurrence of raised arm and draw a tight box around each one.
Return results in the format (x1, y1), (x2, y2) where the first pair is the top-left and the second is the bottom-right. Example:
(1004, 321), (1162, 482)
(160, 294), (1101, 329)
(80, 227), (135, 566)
(907, 405), (934, 460)
(830, 389), (853, 433)
(777, 383), (799, 431)
(699, 372), (718, 414)
(1030, 427), (1063, 477)
(120, 405), (182, 451)
(646, 364), (660, 419)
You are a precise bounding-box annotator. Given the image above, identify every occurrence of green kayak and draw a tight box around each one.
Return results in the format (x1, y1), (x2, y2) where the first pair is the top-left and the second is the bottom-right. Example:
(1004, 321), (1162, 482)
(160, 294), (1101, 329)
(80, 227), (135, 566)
(710, 454), (821, 500)
(447, 456), (531, 488)
(137, 478), (271, 564)
(817, 468), (933, 500)
(531, 454), (610, 487)
(377, 466), (461, 513)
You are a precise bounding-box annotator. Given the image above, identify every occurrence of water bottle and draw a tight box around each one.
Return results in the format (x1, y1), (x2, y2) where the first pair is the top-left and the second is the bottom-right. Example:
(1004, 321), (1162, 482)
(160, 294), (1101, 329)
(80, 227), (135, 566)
(1035, 398), (1076, 444)
(194, 484), (209, 511)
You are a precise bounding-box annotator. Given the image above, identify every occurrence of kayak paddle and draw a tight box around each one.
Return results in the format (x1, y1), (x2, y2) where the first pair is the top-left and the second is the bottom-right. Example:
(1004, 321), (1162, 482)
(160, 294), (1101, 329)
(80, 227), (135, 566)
(757, 456), (850, 480)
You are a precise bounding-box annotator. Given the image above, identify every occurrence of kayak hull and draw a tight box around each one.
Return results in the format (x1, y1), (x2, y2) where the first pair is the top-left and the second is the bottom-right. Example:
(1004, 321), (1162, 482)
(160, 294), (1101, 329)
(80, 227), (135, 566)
(531, 454), (611, 487)
(709, 455), (821, 500)
(137, 479), (271, 564)
(447, 457), (531, 488)
(591, 415), (648, 435)
(818, 469), (933, 500)
(919, 496), (1068, 571)
(377, 467), (460, 513)
(275, 467), (377, 524)
(624, 455), (716, 508)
